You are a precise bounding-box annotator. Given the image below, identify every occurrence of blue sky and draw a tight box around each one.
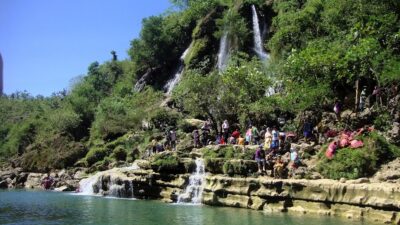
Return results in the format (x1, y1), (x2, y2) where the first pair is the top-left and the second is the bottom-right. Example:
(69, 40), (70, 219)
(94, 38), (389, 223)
(0, 0), (172, 96)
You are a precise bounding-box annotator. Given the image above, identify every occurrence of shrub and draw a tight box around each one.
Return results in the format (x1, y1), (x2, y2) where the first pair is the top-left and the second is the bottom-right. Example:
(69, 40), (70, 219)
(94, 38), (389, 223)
(373, 111), (391, 131)
(85, 146), (112, 166)
(223, 160), (258, 177)
(204, 158), (224, 174)
(317, 132), (400, 179)
(151, 153), (180, 173)
(112, 146), (127, 161)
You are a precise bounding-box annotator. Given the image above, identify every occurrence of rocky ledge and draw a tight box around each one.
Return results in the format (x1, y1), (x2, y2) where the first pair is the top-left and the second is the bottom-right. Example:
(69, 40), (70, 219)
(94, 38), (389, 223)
(1, 164), (400, 224)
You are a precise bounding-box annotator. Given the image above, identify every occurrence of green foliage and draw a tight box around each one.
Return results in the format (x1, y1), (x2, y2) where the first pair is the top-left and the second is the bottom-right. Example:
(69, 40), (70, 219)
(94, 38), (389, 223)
(85, 146), (112, 166)
(151, 153), (180, 173)
(269, 0), (400, 112)
(149, 109), (180, 130)
(90, 88), (162, 140)
(111, 146), (127, 161)
(373, 111), (391, 131)
(223, 159), (258, 176)
(202, 145), (254, 161)
(215, 8), (250, 48)
(174, 56), (270, 127)
(317, 132), (400, 179)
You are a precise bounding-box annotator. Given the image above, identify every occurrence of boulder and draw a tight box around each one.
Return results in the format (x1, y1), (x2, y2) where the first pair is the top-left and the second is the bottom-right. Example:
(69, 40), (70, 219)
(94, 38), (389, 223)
(387, 122), (400, 144)
(25, 173), (44, 189)
(16, 172), (28, 185)
(183, 119), (205, 129)
(135, 160), (152, 170)
(372, 158), (400, 182)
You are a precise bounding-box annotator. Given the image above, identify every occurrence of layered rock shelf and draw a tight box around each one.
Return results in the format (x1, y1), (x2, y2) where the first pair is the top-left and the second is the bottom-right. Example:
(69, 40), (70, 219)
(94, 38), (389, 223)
(2, 165), (400, 224)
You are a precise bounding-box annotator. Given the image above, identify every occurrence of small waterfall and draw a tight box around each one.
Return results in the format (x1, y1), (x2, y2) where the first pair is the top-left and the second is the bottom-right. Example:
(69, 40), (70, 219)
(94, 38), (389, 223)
(251, 5), (269, 60)
(217, 31), (230, 72)
(164, 44), (192, 94)
(77, 163), (139, 198)
(177, 158), (206, 204)
(78, 173), (100, 195)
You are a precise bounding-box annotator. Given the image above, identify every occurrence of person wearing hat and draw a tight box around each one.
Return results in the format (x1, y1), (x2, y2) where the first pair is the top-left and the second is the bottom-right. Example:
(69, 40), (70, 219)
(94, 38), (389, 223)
(255, 145), (266, 173)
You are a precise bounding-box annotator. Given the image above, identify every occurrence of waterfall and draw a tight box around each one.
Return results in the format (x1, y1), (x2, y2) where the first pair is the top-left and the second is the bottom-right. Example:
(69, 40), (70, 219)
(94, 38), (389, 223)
(217, 31), (230, 72)
(78, 173), (100, 195)
(164, 44), (192, 94)
(251, 5), (269, 60)
(77, 162), (139, 197)
(177, 158), (206, 204)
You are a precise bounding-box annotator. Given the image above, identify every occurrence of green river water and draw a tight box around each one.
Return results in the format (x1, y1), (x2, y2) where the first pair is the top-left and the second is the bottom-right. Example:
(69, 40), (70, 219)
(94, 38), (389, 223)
(0, 190), (372, 225)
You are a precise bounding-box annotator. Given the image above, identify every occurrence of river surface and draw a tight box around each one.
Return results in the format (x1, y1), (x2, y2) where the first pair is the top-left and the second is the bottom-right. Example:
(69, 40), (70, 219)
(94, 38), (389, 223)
(0, 190), (372, 225)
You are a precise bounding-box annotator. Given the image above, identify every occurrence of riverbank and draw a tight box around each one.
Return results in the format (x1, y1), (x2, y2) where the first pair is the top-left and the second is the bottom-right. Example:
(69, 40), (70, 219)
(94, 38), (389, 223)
(1, 164), (399, 224)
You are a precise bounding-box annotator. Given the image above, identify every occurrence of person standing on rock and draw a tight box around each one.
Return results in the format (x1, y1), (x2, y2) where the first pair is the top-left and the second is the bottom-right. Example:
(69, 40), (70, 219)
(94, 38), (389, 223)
(264, 127), (272, 151)
(303, 120), (313, 143)
(255, 145), (266, 173)
(193, 129), (200, 148)
(222, 120), (229, 143)
(252, 125), (260, 145)
(333, 99), (341, 121)
(170, 129), (177, 151)
(359, 86), (367, 111)
(245, 126), (252, 144)
(271, 127), (279, 151)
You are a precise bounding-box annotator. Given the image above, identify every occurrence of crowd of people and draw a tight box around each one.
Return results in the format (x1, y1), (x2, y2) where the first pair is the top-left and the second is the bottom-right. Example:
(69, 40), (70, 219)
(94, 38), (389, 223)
(190, 119), (304, 178)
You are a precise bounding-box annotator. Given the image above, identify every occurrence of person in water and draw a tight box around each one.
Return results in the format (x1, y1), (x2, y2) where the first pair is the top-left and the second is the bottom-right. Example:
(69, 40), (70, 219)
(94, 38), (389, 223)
(41, 173), (54, 190)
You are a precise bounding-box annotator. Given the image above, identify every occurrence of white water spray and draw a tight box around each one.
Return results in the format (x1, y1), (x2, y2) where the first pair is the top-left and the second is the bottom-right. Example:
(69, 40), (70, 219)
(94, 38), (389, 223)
(251, 5), (269, 60)
(217, 31), (230, 72)
(177, 158), (206, 204)
(77, 162), (139, 197)
(164, 44), (192, 94)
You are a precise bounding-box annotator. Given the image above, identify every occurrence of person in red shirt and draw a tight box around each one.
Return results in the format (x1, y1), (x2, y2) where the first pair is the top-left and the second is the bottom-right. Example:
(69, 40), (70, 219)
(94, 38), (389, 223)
(231, 129), (240, 141)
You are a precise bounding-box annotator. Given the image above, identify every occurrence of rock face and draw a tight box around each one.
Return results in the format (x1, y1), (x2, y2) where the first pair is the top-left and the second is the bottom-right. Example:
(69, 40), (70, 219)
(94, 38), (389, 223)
(2, 162), (400, 224)
(0, 168), (85, 190)
(70, 165), (400, 224)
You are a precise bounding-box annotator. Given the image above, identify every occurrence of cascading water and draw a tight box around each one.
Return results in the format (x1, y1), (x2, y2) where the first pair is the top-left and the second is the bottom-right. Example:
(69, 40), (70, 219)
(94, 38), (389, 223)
(251, 5), (269, 60)
(217, 31), (230, 72)
(77, 163), (139, 198)
(177, 158), (205, 204)
(164, 44), (192, 94)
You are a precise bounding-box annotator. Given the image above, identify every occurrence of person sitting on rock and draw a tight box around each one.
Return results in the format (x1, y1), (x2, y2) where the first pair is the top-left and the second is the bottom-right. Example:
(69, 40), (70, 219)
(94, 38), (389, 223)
(237, 135), (245, 153)
(255, 145), (266, 173)
(231, 129), (240, 143)
(228, 135), (236, 145)
(273, 156), (285, 179)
